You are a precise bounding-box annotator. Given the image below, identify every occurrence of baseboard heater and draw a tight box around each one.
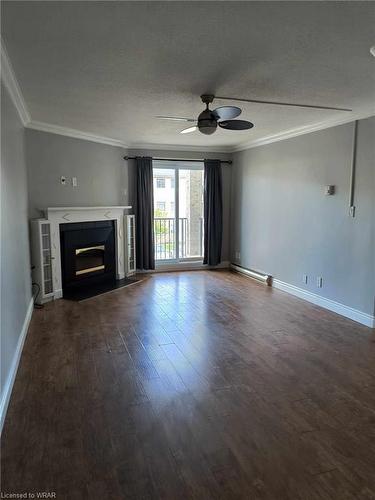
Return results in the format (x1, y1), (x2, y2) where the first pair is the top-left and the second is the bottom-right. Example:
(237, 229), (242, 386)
(231, 263), (272, 285)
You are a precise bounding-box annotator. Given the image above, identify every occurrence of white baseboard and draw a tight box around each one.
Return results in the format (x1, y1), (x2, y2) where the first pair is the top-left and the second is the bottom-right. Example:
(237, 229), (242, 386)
(139, 260), (230, 274)
(0, 297), (34, 433)
(272, 279), (375, 328)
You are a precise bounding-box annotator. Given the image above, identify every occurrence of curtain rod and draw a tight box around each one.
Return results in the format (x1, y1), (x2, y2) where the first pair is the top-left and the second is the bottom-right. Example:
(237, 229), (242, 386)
(123, 156), (232, 165)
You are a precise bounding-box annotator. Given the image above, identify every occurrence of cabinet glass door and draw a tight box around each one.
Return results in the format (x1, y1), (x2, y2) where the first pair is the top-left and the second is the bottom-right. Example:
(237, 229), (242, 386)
(41, 223), (53, 294)
(127, 215), (136, 274)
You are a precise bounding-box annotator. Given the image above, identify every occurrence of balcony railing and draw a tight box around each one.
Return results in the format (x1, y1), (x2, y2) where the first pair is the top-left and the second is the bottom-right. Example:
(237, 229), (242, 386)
(154, 217), (203, 261)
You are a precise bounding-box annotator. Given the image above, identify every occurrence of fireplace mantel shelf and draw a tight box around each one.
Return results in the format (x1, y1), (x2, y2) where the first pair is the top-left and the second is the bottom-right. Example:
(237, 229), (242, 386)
(45, 206), (132, 212)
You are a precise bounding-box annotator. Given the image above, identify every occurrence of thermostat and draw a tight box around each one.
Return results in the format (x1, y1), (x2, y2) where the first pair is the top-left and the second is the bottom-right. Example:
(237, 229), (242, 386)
(324, 185), (335, 195)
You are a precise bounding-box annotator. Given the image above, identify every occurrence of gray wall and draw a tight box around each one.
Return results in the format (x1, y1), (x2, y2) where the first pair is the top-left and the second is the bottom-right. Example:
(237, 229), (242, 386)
(26, 129), (130, 218)
(231, 117), (375, 316)
(1, 83), (32, 397)
(26, 133), (232, 262)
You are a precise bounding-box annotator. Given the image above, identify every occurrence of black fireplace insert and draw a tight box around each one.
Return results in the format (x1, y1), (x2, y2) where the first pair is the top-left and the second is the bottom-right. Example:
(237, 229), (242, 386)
(60, 220), (116, 294)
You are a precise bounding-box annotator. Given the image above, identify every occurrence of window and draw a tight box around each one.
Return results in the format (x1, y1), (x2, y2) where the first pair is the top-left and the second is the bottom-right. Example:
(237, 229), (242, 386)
(153, 164), (204, 262)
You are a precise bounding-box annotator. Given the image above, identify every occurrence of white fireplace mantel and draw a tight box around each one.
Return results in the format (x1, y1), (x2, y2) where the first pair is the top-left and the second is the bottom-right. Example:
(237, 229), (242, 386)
(46, 206), (132, 213)
(42, 206), (133, 299)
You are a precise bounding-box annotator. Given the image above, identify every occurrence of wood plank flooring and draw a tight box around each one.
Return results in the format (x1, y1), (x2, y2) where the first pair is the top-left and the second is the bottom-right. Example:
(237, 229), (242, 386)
(1, 270), (375, 499)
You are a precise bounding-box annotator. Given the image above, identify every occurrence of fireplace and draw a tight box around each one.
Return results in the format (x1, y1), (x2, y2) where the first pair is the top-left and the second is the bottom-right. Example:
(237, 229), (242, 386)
(60, 220), (116, 294)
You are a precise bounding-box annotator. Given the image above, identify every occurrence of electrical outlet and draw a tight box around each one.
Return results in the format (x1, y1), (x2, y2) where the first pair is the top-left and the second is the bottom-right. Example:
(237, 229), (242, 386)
(317, 276), (323, 288)
(235, 251), (241, 260)
(60, 176), (66, 185)
(302, 274), (308, 284)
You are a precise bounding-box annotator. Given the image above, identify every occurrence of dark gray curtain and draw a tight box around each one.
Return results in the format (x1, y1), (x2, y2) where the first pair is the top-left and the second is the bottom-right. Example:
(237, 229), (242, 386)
(203, 159), (223, 266)
(136, 157), (155, 270)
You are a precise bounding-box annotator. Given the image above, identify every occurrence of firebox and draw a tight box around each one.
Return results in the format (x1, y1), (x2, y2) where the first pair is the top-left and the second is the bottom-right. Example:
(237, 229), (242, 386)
(60, 220), (116, 294)
(75, 245), (105, 275)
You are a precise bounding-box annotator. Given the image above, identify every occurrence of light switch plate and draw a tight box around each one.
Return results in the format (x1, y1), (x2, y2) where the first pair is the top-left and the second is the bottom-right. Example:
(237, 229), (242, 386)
(72, 177), (78, 187)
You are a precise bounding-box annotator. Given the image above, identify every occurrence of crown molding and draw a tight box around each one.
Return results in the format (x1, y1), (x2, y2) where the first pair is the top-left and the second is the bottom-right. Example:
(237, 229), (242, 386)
(26, 123), (232, 153)
(26, 120), (232, 153)
(230, 109), (375, 152)
(26, 120), (128, 148)
(0, 37), (31, 126)
(126, 142), (232, 154)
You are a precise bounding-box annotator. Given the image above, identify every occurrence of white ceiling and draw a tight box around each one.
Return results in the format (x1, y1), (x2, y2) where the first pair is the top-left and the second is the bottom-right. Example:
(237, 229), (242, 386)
(2, 1), (375, 151)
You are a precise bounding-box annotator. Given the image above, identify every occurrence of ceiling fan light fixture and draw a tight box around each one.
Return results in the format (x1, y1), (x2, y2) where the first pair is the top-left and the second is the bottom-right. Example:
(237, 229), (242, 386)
(158, 93), (352, 138)
(197, 108), (217, 135)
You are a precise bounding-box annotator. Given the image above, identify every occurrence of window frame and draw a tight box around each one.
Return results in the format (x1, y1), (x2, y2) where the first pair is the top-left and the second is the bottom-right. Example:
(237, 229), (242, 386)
(153, 161), (204, 265)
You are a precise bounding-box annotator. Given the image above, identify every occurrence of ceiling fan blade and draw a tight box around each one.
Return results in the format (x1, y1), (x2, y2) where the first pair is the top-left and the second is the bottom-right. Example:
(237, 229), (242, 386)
(219, 120), (254, 131)
(156, 116), (196, 122)
(212, 106), (241, 121)
(180, 125), (198, 134)
(215, 96), (352, 112)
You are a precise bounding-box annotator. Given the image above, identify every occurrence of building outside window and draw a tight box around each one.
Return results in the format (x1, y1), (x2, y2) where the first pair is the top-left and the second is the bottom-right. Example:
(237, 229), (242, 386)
(156, 177), (165, 188)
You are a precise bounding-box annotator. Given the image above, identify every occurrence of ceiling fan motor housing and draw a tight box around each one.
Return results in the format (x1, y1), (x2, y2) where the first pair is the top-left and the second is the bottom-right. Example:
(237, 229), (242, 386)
(198, 108), (217, 135)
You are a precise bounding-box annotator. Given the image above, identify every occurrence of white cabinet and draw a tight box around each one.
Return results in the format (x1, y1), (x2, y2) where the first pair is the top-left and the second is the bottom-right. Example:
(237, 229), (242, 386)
(125, 214), (136, 276)
(30, 219), (54, 303)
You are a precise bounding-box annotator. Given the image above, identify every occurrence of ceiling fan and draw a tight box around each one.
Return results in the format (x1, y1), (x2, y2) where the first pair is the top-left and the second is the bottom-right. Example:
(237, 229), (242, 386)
(156, 94), (352, 135)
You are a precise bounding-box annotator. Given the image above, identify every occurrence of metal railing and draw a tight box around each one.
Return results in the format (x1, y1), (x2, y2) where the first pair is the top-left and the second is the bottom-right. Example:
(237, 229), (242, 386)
(154, 217), (203, 261)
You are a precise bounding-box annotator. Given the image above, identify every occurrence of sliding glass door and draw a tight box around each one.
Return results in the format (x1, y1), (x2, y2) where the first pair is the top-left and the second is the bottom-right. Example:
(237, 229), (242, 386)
(153, 162), (204, 263)
(178, 168), (204, 259)
(153, 167), (176, 260)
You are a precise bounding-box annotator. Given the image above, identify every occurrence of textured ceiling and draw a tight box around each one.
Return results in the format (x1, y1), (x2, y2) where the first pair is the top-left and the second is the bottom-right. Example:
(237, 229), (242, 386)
(2, 1), (375, 150)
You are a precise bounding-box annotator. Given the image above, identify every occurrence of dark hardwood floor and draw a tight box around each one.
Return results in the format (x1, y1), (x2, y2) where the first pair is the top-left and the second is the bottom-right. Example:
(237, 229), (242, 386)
(2, 270), (375, 499)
